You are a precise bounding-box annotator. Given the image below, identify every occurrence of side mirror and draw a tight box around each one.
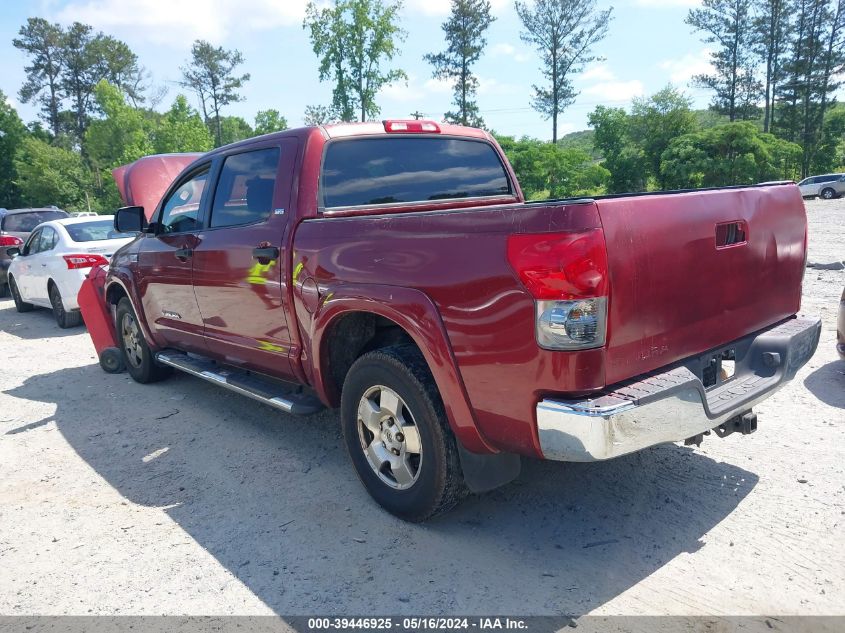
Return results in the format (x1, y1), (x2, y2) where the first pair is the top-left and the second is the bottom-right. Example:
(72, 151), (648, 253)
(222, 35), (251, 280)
(115, 206), (147, 233)
(5, 247), (20, 258)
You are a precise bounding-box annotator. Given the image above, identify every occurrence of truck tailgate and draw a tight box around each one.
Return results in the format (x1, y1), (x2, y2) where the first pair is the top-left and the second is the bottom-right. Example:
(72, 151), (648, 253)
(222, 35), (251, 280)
(597, 183), (806, 385)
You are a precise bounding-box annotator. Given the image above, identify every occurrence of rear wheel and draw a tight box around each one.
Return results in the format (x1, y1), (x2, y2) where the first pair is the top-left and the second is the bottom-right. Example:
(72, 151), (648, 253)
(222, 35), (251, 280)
(116, 297), (171, 383)
(341, 345), (467, 522)
(821, 187), (836, 199)
(49, 283), (82, 328)
(9, 276), (33, 313)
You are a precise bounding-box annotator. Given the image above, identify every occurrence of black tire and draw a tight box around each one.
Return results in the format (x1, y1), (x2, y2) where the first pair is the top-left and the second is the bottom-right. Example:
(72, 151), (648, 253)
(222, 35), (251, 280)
(49, 283), (82, 328)
(99, 347), (126, 374)
(8, 276), (33, 313)
(820, 187), (836, 200)
(341, 345), (467, 522)
(116, 297), (171, 383)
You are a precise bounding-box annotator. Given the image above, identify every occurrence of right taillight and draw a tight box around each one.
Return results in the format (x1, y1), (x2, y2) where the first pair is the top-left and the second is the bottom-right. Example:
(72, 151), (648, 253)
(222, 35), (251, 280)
(507, 229), (609, 350)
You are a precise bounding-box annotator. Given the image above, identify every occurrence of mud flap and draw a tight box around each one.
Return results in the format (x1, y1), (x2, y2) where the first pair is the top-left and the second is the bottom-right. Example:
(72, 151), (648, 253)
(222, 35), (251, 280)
(457, 444), (521, 493)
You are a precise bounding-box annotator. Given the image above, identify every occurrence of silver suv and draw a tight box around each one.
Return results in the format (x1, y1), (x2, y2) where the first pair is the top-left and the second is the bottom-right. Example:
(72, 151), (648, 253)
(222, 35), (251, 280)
(797, 173), (845, 199)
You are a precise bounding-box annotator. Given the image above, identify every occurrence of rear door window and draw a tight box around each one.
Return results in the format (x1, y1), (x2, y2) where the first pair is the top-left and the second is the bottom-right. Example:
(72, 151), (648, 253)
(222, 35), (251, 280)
(321, 137), (512, 209)
(209, 147), (281, 228)
(38, 226), (58, 252)
(1, 210), (67, 232)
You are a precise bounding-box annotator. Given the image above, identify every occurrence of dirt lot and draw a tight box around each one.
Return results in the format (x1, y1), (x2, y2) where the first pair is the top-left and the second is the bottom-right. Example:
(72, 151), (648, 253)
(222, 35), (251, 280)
(0, 198), (843, 617)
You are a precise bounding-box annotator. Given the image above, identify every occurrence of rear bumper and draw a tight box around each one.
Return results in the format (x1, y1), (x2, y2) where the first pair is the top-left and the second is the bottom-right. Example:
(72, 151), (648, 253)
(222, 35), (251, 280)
(536, 316), (821, 462)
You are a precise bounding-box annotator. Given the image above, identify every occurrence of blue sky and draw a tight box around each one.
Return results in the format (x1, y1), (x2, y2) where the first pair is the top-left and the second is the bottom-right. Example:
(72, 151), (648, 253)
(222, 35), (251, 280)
(0, 0), (713, 140)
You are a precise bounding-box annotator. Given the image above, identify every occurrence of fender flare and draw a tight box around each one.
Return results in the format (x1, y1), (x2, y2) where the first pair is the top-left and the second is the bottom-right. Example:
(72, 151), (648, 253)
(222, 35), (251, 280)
(104, 271), (158, 350)
(309, 284), (495, 455)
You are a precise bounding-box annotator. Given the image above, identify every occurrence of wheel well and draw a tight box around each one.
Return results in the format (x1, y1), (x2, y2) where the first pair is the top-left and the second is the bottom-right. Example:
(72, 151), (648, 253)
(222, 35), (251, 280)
(106, 283), (128, 307)
(323, 311), (419, 404)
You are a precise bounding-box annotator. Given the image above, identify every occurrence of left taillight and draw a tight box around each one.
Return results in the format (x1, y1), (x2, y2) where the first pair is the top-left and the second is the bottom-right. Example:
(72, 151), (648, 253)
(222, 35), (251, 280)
(0, 235), (23, 247)
(63, 254), (108, 270)
(507, 229), (609, 350)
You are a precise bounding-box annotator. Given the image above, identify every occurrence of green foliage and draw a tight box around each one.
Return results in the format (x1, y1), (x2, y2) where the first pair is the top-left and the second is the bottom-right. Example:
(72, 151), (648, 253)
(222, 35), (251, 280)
(660, 121), (802, 189)
(13, 18), (65, 138)
(424, 0), (495, 127)
(86, 80), (153, 169)
(153, 95), (214, 154)
(304, 0), (407, 122)
(497, 135), (609, 199)
(811, 105), (845, 173)
(1, 91), (27, 207)
(588, 105), (648, 193)
(303, 104), (339, 126)
(254, 109), (289, 135)
(180, 40), (250, 146)
(629, 86), (698, 189)
(214, 116), (254, 146)
(557, 129), (599, 159)
(515, 0), (613, 142)
(14, 136), (93, 210)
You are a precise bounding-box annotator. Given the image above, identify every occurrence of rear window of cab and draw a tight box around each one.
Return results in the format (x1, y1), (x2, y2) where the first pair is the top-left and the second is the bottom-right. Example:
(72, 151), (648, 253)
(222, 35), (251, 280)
(321, 137), (512, 209)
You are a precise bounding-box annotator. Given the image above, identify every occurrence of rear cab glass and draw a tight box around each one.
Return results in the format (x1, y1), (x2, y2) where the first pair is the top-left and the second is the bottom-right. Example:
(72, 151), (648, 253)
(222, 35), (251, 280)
(321, 136), (512, 209)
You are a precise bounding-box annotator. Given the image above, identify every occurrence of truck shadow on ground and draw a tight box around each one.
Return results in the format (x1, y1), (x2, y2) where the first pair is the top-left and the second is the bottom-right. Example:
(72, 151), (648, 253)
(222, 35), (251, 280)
(6, 362), (758, 615)
(803, 360), (845, 409)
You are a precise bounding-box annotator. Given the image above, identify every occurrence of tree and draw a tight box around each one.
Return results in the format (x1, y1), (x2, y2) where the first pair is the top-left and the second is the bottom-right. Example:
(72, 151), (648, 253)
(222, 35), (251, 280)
(660, 121), (802, 188)
(89, 35), (147, 107)
(180, 40), (251, 146)
(588, 105), (649, 193)
(629, 86), (698, 188)
(0, 91), (27, 207)
(13, 18), (65, 138)
(303, 104), (339, 126)
(515, 0), (613, 142)
(304, 0), (407, 122)
(212, 116), (254, 145)
(85, 81), (153, 170)
(153, 95), (213, 154)
(60, 22), (102, 143)
(496, 135), (609, 198)
(753, 0), (790, 132)
(424, 0), (495, 126)
(254, 109), (289, 135)
(14, 136), (93, 210)
(686, 0), (761, 121)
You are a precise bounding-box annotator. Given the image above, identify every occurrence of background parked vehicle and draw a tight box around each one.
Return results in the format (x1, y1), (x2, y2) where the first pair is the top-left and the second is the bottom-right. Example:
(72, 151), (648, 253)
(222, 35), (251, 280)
(7, 216), (136, 328)
(0, 207), (69, 297)
(797, 173), (845, 199)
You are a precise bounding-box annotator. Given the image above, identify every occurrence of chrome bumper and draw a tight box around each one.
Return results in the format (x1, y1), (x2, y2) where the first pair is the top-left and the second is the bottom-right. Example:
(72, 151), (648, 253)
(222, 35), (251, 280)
(536, 317), (821, 462)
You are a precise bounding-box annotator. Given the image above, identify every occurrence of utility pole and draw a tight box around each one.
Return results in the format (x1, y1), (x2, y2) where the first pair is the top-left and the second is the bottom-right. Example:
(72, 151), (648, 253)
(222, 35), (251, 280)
(410, 110), (424, 120)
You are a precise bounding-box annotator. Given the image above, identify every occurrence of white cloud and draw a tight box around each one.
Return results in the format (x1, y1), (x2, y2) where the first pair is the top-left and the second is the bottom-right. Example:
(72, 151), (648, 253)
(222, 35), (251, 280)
(4, 93), (21, 112)
(582, 80), (645, 101)
(659, 48), (714, 83)
(491, 42), (530, 63)
(56, 0), (309, 45)
(581, 64), (615, 82)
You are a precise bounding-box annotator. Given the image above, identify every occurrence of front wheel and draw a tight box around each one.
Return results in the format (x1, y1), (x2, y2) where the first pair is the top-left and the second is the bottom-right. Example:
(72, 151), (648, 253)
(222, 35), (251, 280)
(9, 276), (33, 313)
(116, 297), (171, 383)
(820, 187), (836, 200)
(341, 346), (467, 522)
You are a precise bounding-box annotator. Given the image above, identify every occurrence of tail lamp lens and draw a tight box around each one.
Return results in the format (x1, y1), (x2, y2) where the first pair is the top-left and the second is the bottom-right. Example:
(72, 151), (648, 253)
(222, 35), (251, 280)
(507, 230), (609, 350)
(63, 254), (108, 269)
(0, 235), (23, 247)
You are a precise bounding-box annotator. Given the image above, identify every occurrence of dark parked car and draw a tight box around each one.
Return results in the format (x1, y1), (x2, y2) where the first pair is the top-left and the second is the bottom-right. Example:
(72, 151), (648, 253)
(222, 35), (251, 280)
(0, 207), (69, 297)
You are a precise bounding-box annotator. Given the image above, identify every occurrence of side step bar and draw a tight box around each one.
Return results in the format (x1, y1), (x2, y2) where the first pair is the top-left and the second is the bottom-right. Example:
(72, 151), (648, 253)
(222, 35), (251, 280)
(155, 350), (324, 415)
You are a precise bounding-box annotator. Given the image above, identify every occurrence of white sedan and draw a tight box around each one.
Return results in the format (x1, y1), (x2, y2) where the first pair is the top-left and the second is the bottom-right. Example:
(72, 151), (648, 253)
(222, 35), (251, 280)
(6, 216), (136, 328)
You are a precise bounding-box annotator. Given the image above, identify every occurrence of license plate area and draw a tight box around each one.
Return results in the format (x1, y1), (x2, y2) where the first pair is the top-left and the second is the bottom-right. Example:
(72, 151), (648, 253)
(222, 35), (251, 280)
(701, 348), (737, 389)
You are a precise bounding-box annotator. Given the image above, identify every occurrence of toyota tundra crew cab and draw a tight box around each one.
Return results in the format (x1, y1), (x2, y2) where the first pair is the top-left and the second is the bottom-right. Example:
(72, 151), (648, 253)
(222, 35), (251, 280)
(102, 120), (820, 521)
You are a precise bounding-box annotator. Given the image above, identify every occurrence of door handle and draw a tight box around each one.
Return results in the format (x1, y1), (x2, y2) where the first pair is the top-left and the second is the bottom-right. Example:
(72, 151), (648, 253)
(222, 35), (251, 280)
(252, 246), (279, 260)
(174, 247), (193, 261)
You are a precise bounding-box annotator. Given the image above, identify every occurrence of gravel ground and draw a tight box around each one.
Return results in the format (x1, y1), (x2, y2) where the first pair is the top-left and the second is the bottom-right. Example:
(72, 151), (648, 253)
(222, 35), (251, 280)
(0, 198), (842, 617)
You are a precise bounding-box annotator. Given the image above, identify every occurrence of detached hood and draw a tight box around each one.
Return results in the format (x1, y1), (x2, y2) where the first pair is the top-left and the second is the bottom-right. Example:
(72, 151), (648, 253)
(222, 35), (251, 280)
(112, 153), (203, 220)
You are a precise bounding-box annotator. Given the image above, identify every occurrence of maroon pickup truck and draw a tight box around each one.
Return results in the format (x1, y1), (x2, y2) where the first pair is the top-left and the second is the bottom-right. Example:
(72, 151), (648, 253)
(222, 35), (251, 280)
(104, 120), (820, 521)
